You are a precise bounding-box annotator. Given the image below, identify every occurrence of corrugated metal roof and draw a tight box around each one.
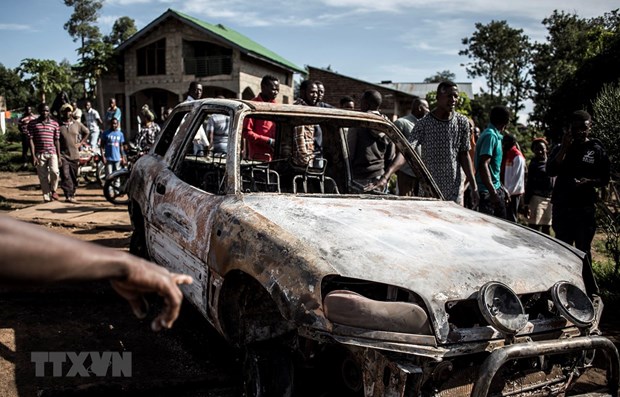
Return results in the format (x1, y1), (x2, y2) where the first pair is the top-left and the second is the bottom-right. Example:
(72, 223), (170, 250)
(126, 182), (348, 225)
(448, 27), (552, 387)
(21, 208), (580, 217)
(116, 9), (305, 74)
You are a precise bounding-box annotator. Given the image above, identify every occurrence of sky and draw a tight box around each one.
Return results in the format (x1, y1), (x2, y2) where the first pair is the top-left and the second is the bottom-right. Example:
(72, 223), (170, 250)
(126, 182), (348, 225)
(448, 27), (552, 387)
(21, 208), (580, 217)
(1, 0), (618, 119)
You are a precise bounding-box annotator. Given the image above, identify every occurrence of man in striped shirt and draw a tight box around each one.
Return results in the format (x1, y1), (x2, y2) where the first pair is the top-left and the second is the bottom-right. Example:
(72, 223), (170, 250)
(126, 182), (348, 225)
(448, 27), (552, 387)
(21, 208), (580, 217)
(27, 103), (61, 202)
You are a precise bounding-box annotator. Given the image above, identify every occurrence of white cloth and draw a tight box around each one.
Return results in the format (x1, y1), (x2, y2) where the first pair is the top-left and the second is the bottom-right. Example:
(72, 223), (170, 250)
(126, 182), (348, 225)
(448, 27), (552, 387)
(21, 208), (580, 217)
(504, 153), (526, 195)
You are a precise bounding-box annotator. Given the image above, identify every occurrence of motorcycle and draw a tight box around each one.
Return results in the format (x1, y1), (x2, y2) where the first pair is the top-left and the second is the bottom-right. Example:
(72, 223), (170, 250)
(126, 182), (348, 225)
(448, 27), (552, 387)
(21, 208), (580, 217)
(78, 145), (105, 185)
(102, 142), (144, 205)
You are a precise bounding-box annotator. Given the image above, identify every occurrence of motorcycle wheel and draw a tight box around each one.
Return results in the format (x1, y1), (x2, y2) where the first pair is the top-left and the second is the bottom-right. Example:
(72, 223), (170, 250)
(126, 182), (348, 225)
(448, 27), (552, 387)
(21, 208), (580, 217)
(103, 173), (130, 205)
(96, 161), (106, 186)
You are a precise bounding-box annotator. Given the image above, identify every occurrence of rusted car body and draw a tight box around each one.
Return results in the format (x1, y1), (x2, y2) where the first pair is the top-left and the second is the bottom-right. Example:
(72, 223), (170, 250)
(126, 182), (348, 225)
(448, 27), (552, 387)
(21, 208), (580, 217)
(127, 99), (619, 397)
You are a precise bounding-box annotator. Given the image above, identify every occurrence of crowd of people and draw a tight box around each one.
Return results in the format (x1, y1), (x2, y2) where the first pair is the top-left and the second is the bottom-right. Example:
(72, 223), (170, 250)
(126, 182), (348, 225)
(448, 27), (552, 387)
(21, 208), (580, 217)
(239, 76), (611, 263)
(16, 77), (611, 271)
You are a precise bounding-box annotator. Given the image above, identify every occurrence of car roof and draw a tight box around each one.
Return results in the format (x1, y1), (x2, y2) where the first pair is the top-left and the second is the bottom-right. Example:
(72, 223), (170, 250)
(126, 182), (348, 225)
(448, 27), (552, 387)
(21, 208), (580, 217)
(179, 98), (391, 123)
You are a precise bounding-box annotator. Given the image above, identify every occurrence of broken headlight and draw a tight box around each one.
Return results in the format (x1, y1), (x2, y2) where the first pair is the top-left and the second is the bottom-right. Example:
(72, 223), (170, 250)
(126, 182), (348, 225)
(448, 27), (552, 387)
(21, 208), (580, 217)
(551, 281), (595, 327)
(477, 281), (529, 334)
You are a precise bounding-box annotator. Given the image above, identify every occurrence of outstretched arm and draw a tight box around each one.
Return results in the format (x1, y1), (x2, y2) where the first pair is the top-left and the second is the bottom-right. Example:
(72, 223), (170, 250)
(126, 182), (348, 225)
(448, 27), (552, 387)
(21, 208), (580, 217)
(0, 215), (193, 331)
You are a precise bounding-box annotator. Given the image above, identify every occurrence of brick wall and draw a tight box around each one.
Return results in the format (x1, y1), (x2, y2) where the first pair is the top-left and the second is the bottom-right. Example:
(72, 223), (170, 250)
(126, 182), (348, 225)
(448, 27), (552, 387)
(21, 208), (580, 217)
(308, 66), (413, 120)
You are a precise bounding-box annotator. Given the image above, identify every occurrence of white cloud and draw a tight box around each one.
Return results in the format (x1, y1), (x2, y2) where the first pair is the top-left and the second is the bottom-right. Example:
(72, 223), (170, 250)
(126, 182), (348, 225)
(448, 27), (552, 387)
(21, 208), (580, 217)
(0, 23), (31, 31)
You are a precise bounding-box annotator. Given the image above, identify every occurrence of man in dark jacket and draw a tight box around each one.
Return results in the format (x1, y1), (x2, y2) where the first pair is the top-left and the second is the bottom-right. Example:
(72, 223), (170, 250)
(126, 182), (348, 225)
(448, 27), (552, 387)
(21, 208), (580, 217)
(547, 110), (610, 262)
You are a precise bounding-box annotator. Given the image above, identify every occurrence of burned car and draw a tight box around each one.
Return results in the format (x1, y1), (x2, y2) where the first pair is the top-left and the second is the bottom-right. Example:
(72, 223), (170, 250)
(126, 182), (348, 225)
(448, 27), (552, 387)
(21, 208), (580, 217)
(127, 98), (619, 397)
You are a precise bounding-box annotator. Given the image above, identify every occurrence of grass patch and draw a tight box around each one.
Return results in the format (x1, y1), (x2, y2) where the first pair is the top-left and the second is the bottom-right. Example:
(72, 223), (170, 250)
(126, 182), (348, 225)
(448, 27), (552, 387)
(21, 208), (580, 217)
(592, 234), (620, 306)
(0, 126), (32, 172)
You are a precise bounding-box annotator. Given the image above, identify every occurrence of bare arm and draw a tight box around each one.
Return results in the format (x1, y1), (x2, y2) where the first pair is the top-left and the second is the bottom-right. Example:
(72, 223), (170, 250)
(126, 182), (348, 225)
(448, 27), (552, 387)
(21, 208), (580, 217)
(477, 154), (498, 204)
(79, 123), (90, 146)
(0, 216), (193, 331)
(29, 138), (37, 165)
(373, 152), (406, 190)
(459, 151), (479, 207)
(547, 133), (572, 177)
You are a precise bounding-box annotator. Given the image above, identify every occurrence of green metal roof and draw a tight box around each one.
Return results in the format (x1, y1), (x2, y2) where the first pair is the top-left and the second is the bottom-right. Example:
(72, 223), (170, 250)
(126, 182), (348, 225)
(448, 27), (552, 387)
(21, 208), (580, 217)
(120, 9), (304, 74)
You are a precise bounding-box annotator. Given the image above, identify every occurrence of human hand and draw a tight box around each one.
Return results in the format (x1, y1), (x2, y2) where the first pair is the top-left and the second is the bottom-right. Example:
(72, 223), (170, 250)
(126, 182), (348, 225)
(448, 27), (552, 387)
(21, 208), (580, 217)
(575, 177), (590, 186)
(32, 157), (39, 166)
(470, 188), (480, 209)
(561, 131), (573, 147)
(367, 175), (389, 192)
(110, 259), (193, 331)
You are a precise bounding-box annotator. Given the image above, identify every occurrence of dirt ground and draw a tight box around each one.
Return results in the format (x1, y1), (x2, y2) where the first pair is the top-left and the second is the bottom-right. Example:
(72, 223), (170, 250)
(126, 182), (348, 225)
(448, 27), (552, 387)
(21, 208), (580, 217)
(0, 171), (619, 396)
(0, 171), (242, 397)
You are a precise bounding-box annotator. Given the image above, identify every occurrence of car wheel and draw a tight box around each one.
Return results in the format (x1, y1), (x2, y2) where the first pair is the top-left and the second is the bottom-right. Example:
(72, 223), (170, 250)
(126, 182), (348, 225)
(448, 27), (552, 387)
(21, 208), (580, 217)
(243, 342), (294, 397)
(103, 172), (130, 205)
(96, 161), (106, 186)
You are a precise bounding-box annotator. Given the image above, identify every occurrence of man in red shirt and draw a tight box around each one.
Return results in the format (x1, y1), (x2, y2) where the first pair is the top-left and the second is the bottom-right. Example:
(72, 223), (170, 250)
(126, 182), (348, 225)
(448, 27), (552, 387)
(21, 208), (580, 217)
(27, 103), (61, 202)
(243, 75), (279, 161)
(18, 105), (38, 168)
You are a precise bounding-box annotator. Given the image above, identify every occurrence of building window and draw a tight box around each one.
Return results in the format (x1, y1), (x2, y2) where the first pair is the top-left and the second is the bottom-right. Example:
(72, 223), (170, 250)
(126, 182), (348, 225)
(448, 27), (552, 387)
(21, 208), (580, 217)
(137, 39), (166, 76)
(183, 40), (232, 77)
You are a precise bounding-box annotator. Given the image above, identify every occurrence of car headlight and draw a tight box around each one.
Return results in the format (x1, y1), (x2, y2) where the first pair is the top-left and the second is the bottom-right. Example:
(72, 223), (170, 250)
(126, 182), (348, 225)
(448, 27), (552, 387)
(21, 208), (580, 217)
(477, 281), (529, 334)
(551, 281), (595, 327)
(323, 290), (431, 334)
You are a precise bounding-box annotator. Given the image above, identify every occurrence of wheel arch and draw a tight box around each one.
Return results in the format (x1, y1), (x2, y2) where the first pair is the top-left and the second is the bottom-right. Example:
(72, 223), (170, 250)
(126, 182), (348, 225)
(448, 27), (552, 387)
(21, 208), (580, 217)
(218, 270), (296, 347)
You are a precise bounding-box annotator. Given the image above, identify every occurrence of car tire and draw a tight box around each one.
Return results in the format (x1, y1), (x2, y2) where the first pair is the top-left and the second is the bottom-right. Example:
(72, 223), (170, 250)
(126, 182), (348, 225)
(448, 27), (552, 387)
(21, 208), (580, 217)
(243, 342), (294, 397)
(96, 161), (106, 186)
(103, 172), (130, 205)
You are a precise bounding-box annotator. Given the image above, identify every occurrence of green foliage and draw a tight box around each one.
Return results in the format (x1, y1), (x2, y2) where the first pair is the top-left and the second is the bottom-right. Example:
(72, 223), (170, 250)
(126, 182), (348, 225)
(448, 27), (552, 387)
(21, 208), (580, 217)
(460, 20), (532, 121)
(105, 16), (137, 46)
(423, 70), (456, 83)
(592, 224), (620, 306)
(76, 39), (113, 98)
(0, 63), (32, 110)
(18, 59), (73, 103)
(592, 80), (620, 175)
(0, 124), (26, 172)
(425, 91), (472, 118)
(531, 10), (620, 130)
(469, 92), (508, 131)
(64, 0), (104, 98)
(63, 0), (102, 42)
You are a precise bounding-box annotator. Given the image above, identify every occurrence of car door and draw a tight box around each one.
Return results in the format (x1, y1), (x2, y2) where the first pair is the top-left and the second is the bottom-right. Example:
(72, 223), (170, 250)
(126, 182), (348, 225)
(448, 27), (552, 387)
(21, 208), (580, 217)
(145, 104), (232, 321)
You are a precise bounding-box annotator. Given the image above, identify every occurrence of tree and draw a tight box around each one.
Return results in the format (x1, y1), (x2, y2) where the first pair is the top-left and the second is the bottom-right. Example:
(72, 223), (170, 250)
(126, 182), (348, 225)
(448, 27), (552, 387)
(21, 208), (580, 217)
(592, 80), (620, 175)
(531, 10), (620, 131)
(105, 16), (137, 47)
(425, 91), (472, 118)
(0, 64), (31, 110)
(423, 70), (456, 83)
(459, 20), (532, 122)
(18, 59), (73, 103)
(64, 0), (103, 96)
(76, 38), (114, 98)
(530, 11), (596, 129)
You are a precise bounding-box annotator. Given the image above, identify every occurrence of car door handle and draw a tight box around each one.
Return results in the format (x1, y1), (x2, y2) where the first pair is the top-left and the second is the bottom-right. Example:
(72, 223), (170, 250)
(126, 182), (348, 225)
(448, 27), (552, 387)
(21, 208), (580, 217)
(156, 182), (166, 195)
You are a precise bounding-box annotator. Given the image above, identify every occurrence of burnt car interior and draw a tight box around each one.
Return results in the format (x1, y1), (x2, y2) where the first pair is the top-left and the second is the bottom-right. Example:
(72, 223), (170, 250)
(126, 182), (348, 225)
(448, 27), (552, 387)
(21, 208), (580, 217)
(172, 109), (425, 197)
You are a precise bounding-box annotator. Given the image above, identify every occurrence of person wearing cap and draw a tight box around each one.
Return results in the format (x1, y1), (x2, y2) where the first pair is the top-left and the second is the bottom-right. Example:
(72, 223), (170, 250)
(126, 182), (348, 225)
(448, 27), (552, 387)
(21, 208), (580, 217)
(59, 103), (89, 203)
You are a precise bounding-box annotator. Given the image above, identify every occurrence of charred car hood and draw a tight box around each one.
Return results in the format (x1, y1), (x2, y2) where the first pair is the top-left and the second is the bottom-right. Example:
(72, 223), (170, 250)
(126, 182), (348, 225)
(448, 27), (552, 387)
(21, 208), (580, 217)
(239, 195), (585, 339)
